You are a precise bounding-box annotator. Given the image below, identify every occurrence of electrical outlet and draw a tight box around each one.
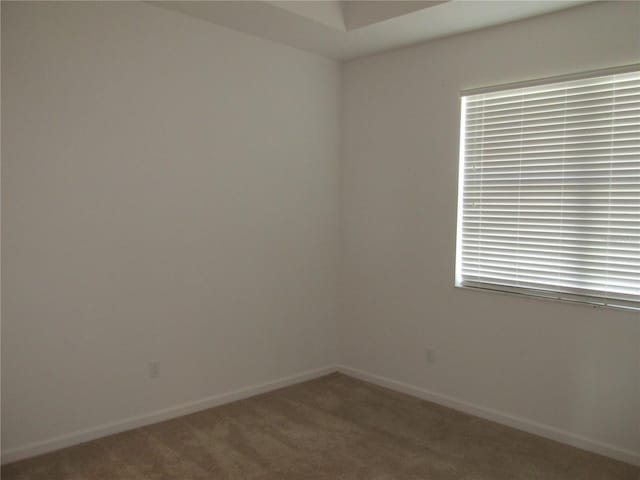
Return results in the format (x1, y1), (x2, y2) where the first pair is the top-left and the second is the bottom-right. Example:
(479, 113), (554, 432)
(149, 361), (160, 379)
(425, 348), (435, 365)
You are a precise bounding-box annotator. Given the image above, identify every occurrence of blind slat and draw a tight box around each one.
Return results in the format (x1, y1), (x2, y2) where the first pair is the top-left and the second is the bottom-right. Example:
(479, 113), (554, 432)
(465, 115), (640, 136)
(466, 88), (640, 116)
(465, 121), (640, 141)
(466, 99), (640, 123)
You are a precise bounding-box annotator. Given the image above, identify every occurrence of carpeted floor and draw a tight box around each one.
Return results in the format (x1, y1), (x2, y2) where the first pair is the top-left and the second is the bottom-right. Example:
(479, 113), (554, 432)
(2, 373), (638, 479)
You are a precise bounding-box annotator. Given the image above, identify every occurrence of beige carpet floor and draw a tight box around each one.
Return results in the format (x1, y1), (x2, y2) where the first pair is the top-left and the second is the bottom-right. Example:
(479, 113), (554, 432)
(2, 373), (638, 479)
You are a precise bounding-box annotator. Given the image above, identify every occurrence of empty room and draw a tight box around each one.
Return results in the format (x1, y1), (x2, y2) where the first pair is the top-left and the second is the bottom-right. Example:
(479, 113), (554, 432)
(1, 1), (639, 478)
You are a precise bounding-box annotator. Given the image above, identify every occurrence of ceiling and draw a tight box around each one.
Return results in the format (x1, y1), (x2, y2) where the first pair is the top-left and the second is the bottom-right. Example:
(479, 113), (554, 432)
(153, 0), (592, 60)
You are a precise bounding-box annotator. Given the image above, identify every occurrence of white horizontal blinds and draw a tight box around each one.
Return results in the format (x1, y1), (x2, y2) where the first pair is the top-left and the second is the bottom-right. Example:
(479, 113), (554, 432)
(460, 69), (640, 309)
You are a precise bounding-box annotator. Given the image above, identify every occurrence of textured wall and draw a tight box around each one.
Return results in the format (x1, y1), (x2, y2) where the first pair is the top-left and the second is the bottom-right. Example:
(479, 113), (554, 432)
(341, 0), (640, 460)
(2, 1), (340, 453)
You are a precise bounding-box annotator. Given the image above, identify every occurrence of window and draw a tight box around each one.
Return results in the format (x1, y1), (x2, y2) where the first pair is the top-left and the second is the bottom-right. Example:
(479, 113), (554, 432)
(456, 66), (640, 311)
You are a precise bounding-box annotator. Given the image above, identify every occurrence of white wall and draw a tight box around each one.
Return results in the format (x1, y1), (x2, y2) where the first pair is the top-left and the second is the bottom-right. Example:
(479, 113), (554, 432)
(1, 1), (340, 456)
(3, 0), (640, 467)
(341, 0), (640, 463)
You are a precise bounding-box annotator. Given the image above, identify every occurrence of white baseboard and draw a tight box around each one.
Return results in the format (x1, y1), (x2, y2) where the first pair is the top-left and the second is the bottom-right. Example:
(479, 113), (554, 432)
(337, 365), (640, 467)
(5, 365), (638, 468)
(1, 365), (337, 465)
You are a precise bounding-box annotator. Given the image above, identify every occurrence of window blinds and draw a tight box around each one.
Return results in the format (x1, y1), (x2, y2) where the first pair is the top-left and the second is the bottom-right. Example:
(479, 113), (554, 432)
(456, 68), (640, 310)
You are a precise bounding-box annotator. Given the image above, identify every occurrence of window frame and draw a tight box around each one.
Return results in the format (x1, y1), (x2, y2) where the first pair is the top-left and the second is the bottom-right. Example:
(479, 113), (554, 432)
(454, 64), (640, 312)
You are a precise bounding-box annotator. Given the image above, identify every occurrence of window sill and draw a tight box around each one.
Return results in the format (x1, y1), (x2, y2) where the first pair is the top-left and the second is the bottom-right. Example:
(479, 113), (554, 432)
(454, 283), (640, 314)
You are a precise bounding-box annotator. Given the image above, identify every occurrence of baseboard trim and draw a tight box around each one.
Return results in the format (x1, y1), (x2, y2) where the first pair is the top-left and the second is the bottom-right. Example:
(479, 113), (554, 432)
(1, 365), (337, 465)
(337, 365), (640, 467)
(5, 365), (638, 467)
